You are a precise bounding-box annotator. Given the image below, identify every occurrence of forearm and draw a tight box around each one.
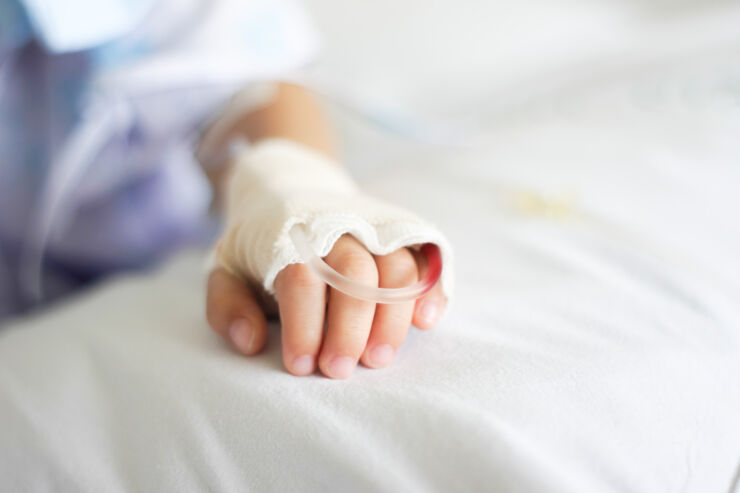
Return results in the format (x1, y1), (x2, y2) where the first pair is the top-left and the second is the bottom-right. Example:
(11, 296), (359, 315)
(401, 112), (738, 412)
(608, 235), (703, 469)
(201, 82), (337, 203)
(234, 83), (336, 156)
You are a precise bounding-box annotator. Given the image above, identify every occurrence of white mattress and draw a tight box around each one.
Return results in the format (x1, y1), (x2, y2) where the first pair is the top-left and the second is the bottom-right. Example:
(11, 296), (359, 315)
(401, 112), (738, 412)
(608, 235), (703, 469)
(3, 1), (740, 491)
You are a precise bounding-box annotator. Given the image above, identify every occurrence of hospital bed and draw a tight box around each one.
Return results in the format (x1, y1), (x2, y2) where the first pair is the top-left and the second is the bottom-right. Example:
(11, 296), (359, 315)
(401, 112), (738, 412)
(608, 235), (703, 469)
(2, 1), (740, 491)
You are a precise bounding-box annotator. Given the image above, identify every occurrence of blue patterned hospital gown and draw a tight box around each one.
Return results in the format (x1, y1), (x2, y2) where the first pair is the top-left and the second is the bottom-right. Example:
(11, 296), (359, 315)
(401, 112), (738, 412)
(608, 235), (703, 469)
(0, 0), (318, 318)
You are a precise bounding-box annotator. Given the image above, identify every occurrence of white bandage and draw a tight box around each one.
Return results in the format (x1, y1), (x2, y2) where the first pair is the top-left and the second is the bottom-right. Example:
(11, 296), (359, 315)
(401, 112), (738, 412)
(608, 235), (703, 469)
(215, 139), (454, 300)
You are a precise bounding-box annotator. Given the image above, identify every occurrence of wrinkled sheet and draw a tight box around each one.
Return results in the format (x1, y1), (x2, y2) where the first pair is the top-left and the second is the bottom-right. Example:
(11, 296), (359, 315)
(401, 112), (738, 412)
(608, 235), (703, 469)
(3, 1), (740, 491)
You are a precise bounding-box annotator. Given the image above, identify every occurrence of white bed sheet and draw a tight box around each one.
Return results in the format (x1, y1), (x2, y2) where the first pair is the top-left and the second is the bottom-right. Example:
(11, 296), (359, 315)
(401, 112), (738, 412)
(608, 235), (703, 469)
(3, 1), (740, 491)
(2, 113), (740, 491)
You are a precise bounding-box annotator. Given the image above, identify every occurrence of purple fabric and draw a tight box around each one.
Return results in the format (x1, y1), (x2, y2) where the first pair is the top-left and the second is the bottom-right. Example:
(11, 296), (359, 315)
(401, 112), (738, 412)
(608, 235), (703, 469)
(0, 0), (319, 319)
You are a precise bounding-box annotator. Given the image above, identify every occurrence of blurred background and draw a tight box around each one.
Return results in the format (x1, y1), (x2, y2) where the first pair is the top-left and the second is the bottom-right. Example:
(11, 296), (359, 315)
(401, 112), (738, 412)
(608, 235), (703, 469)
(3, 3), (740, 490)
(2, 0), (740, 321)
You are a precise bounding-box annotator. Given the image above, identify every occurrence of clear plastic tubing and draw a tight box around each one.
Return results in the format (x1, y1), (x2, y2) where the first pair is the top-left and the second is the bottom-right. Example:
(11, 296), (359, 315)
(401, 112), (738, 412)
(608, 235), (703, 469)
(289, 224), (442, 304)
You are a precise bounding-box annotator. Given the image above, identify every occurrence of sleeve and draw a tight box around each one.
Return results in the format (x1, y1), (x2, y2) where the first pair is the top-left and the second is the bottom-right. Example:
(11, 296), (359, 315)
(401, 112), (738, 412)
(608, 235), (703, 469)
(92, 0), (321, 94)
(11, 0), (154, 53)
(0, 0), (32, 57)
(182, 0), (321, 69)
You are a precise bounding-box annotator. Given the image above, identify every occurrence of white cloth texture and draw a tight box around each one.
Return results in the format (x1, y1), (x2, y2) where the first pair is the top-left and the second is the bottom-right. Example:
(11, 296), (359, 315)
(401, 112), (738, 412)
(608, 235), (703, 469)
(216, 138), (454, 298)
(2, 1), (740, 492)
(2, 109), (740, 490)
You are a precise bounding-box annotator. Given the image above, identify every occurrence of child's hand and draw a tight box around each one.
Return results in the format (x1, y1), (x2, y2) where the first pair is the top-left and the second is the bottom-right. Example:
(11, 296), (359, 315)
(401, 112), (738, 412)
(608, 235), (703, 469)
(206, 234), (447, 378)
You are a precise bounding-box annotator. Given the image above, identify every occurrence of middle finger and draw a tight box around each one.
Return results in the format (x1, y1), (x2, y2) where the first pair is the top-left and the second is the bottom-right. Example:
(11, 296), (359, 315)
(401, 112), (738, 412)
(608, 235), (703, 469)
(319, 235), (378, 379)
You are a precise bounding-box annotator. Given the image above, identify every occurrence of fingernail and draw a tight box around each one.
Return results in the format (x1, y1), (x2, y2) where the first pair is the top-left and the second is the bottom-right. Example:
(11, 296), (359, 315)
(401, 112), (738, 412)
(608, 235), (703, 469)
(419, 300), (439, 324)
(292, 355), (315, 376)
(229, 319), (254, 353)
(328, 356), (356, 379)
(369, 344), (395, 368)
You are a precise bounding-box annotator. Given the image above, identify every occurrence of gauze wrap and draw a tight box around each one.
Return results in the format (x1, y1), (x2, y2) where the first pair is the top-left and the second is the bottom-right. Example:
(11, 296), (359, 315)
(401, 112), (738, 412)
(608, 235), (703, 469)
(215, 139), (454, 300)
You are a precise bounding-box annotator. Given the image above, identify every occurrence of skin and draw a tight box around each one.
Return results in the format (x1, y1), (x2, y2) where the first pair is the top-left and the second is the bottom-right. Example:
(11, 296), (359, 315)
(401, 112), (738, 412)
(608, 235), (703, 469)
(203, 83), (447, 379)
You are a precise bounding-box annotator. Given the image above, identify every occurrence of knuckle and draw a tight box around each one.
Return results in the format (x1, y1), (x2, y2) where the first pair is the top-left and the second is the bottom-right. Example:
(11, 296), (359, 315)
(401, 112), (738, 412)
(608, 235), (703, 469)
(379, 310), (413, 332)
(327, 309), (374, 340)
(340, 320), (372, 338)
(277, 263), (322, 291)
(329, 248), (378, 282)
(377, 249), (418, 287)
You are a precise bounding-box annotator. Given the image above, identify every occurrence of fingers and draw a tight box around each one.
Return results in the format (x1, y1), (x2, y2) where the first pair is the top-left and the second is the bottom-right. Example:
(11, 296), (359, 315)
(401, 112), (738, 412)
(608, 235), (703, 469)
(412, 283), (446, 330)
(206, 268), (268, 355)
(360, 248), (417, 369)
(319, 235), (378, 379)
(209, 235), (446, 379)
(411, 248), (448, 330)
(274, 263), (327, 376)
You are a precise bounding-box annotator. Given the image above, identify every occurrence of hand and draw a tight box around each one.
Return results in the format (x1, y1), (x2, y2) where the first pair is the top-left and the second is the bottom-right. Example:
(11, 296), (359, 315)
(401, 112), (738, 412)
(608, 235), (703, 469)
(205, 234), (447, 378)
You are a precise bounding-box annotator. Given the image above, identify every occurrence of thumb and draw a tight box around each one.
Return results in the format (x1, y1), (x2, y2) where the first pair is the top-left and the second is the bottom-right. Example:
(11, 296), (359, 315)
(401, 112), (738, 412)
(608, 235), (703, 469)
(206, 268), (268, 355)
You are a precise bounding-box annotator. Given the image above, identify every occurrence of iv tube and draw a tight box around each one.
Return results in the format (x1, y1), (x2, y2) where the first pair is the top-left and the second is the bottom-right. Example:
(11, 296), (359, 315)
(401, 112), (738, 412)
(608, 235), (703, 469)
(289, 224), (442, 304)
